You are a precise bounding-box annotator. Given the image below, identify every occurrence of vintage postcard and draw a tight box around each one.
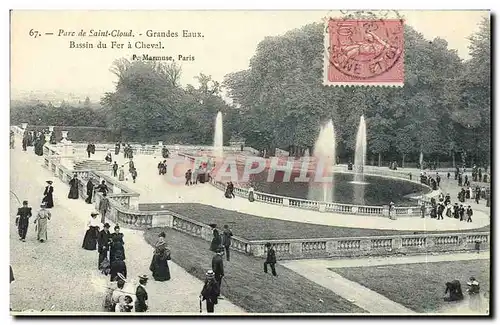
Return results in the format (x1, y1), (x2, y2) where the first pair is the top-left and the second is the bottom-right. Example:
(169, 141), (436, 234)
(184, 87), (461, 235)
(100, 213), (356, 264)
(9, 10), (491, 316)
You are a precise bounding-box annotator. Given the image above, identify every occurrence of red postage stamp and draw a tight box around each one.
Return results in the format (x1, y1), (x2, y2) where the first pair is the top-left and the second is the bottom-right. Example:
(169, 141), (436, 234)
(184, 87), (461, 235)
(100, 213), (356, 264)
(324, 18), (404, 86)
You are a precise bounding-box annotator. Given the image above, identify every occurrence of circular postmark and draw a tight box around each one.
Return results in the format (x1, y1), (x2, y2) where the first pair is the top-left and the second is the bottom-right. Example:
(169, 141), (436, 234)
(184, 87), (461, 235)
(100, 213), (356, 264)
(327, 18), (404, 79)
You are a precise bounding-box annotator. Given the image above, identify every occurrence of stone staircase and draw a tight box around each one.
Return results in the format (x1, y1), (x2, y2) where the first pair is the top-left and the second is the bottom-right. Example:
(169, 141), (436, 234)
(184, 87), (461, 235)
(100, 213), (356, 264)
(73, 159), (112, 171)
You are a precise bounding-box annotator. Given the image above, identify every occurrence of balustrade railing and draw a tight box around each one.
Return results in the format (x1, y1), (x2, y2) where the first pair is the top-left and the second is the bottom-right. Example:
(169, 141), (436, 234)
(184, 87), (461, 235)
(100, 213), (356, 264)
(209, 178), (423, 217)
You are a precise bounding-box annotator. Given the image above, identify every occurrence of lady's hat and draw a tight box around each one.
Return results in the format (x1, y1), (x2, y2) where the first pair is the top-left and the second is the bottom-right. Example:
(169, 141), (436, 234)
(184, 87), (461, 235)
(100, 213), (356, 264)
(138, 274), (149, 281)
(117, 273), (127, 282)
(91, 211), (99, 216)
(205, 270), (215, 279)
(103, 223), (111, 229)
(46, 180), (53, 185)
(158, 231), (166, 238)
(40, 202), (46, 208)
(209, 223), (217, 229)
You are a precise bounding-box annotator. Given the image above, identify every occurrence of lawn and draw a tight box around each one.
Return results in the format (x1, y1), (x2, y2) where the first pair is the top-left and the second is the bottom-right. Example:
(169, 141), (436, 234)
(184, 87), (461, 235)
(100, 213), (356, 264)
(140, 203), (490, 240)
(332, 259), (490, 313)
(144, 227), (365, 313)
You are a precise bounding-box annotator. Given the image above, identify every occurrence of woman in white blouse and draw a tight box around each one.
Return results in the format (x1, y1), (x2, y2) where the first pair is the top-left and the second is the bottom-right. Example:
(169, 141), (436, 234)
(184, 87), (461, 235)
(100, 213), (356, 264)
(82, 211), (100, 251)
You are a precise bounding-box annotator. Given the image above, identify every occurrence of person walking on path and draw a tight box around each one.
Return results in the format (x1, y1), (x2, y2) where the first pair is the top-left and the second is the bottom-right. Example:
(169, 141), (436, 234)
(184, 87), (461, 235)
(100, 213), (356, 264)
(420, 203), (426, 218)
(68, 174), (79, 199)
(149, 246), (171, 282)
(112, 162), (118, 177)
(466, 206), (474, 223)
(211, 248), (224, 293)
(110, 225), (126, 262)
(99, 192), (110, 224)
(209, 224), (222, 252)
(34, 202), (51, 243)
(222, 225), (233, 261)
(200, 270), (220, 313)
(110, 252), (127, 282)
(42, 180), (54, 209)
(131, 168), (137, 183)
(135, 275), (149, 312)
(85, 179), (94, 204)
(264, 243), (277, 276)
(82, 212), (100, 250)
(118, 166), (125, 181)
(98, 223), (112, 270)
(436, 173), (441, 187)
(16, 200), (32, 242)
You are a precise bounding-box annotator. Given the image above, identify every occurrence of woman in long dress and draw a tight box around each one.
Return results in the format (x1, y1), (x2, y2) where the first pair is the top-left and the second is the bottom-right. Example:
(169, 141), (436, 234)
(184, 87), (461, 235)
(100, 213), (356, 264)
(110, 226), (125, 262)
(118, 167), (125, 181)
(149, 232), (170, 277)
(42, 181), (54, 208)
(34, 202), (51, 242)
(68, 174), (79, 199)
(82, 212), (100, 250)
(149, 246), (171, 281)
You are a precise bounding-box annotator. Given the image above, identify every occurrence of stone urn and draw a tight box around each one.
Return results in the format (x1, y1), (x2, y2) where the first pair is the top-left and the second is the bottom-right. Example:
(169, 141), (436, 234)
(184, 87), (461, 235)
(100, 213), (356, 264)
(49, 126), (55, 132)
(21, 123), (28, 130)
(158, 141), (163, 146)
(61, 131), (69, 141)
(44, 133), (51, 142)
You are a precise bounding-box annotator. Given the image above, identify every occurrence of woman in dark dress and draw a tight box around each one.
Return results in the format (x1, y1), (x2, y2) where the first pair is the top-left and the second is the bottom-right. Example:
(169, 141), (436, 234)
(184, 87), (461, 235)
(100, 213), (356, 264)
(149, 247), (171, 281)
(110, 226), (125, 262)
(82, 212), (100, 250)
(42, 181), (54, 208)
(68, 174), (79, 199)
(209, 224), (221, 252)
(85, 179), (94, 204)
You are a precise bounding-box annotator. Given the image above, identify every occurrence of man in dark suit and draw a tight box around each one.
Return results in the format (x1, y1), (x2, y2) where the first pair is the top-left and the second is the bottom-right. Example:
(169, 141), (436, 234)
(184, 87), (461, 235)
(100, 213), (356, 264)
(211, 248), (224, 294)
(98, 223), (111, 270)
(200, 270), (219, 313)
(264, 242), (277, 276)
(135, 275), (149, 312)
(16, 200), (32, 242)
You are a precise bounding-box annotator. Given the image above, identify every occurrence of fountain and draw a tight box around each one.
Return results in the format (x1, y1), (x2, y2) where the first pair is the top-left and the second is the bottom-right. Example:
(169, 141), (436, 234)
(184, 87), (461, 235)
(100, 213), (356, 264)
(308, 120), (335, 202)
(353, 115), (367, 184)
(419, 151), (424, 170)
(213, 111), (223, 158)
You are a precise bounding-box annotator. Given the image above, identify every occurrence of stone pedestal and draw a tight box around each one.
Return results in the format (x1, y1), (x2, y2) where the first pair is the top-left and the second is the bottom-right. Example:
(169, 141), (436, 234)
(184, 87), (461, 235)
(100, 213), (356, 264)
(282, 198), (289, 206)
(318, 203), (326, 212)
(113, 184), (122, 194)
(44, 134), (51, 142)
(129, 196), (139, 211)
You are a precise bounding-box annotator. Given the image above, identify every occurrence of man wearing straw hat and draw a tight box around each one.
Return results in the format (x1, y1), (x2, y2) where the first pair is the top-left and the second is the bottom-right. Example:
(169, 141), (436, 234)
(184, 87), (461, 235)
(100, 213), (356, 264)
(135, 275), (149, 312)
(200, 270), (220, 313)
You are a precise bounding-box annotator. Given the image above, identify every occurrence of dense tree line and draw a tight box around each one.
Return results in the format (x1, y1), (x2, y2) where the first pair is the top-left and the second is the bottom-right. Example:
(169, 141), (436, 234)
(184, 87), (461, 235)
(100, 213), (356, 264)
(11, 98), (108, 127)
(10, 18), (490, 167)
(224, 18), (490, 167)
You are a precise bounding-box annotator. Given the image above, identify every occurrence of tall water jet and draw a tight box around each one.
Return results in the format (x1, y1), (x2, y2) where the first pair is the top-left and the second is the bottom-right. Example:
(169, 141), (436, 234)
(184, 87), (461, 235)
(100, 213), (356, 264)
(419, 151), (424, 170)
(213, 112), (223, 158)
(354, 115), (367, 183)
(308, 120), (336, 202)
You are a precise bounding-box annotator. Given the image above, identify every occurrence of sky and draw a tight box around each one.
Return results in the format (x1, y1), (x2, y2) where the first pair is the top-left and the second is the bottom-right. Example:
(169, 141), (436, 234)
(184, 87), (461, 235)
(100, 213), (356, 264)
(10, 10), (489, 100)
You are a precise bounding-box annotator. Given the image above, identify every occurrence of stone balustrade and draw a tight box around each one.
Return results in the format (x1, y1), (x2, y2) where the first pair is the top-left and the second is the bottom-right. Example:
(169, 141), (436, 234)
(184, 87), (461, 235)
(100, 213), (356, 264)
(246, 232), (489, 259)
(209, 178), (422, 217)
